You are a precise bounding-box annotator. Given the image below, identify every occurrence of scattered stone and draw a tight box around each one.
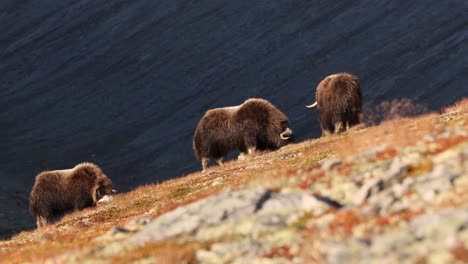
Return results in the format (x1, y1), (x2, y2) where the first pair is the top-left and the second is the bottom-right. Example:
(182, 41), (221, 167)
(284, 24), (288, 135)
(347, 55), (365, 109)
(110, 226), (131, 235)
(211, 177), (225, 186)
(129, 188), (332, 246)
(352, 158), (407, 206)
(129, 188), (270, 245)
(322, 158), (342, 171)
(322, 208), (468, 263)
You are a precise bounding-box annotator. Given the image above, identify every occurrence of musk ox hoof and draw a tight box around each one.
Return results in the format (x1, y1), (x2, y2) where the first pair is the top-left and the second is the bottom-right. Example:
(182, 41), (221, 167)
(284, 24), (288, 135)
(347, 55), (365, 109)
(238, 152), (257, 161)
(238, 153), (247, 161)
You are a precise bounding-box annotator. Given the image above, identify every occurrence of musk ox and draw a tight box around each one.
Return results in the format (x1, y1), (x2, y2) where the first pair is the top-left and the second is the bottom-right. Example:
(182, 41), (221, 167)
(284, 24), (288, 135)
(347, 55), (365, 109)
(29, 162), (116, 228)
(306, 73), (362, 135)
(193, 98), (294, 170)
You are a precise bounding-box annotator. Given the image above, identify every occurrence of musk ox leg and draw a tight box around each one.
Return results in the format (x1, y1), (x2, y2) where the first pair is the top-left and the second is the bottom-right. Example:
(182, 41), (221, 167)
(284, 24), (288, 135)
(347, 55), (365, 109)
(247, 146), (256, 155)
(238, 152), (247, 161)
(201, 158), (209, 171)
(238, 147), (256, 161)
(334, 122), (345, 133)
(36, 216), (49, 228)
(322, 130), (332, 137)
(216, 158), (224, 166)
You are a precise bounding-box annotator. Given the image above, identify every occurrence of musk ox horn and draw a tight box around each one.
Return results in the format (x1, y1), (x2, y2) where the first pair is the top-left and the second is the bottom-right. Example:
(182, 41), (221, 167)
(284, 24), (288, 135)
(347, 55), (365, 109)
(305, 101), (318, 108)
(280, 128), (293, 140)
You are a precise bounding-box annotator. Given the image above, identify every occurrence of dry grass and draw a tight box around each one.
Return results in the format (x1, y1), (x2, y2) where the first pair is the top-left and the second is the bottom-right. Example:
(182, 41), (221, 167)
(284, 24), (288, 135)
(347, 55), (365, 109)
(111, 240), (211, 263)
(0, 98), (467, 262)
(443, 98), (468, 114)
(335, 112), (440, 158)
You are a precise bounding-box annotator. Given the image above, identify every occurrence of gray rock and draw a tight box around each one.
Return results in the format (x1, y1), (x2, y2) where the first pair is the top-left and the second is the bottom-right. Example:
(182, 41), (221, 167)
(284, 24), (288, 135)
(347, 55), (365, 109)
(322, 208), (468, 263)
(353, 158), (408, 206)
(414, 164), (460, 202)
(130, 188), (271, 245)
(410, 208), (468, 241)
(322, 158), (342, 171)
(197, 240), (266, 263)
(129, 188), (332, 246)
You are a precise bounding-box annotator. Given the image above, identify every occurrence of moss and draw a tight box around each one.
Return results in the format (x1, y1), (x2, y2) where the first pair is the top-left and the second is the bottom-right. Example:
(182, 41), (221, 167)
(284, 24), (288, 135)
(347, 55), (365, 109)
(407, 158), (433, 177)
(168, 185), (201, 201)
(301, 150), (333, 167)
(132, 199), (157, 211)
(101, 207), (124, 220)
(290, 212), (314, 230)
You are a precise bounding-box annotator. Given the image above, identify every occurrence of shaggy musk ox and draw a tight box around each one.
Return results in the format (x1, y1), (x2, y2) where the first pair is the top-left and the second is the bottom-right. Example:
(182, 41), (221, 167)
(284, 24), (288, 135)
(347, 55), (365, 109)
(193, 98), (294, 170)
(29, 162), (116, 228)
(306, 73), (362, 135)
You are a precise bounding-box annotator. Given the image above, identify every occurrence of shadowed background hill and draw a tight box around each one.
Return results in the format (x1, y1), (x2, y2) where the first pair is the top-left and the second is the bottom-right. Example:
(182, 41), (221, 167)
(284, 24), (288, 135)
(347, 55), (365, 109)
(0, 0), (467, 238)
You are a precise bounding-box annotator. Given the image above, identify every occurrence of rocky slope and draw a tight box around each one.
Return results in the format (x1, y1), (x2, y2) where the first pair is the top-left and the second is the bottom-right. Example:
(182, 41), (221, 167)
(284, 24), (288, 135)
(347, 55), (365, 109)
(1, 99), (466, 263)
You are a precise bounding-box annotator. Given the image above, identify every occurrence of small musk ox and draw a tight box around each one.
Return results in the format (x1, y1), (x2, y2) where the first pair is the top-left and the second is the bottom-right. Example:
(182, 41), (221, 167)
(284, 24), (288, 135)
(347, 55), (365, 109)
(193, 98), (294, 170)
(306, 73), (362, 135)
(29, 162), (116, 228)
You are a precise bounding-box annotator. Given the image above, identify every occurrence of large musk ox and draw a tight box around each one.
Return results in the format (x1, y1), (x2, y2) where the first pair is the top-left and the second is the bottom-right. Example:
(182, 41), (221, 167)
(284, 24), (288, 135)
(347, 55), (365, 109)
(193, 98), (294, 170)
(306, 73), (362, 135)
(29, 162), (116, 228)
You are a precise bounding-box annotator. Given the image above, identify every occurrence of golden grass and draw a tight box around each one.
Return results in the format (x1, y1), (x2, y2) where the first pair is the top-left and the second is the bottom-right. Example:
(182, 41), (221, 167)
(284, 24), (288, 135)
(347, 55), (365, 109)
(1, 98), (467, 262)
(335, 112), (440, 158)
(110, 240), (211, 264)
(443, 98), (468, 114)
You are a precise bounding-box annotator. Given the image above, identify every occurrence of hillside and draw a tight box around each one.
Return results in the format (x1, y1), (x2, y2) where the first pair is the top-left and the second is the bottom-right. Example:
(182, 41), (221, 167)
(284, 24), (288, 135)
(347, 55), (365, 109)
(1, 1), (467, 238)
(1, 99), (466, 263)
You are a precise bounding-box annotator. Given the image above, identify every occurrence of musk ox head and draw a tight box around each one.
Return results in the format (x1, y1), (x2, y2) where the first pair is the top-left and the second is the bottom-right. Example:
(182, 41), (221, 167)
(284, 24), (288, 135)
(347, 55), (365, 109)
(306, 73), (362, 135)
(93, 172), (117, 203)
(29, 162), (116, 228)
(193, 98), (293, 170)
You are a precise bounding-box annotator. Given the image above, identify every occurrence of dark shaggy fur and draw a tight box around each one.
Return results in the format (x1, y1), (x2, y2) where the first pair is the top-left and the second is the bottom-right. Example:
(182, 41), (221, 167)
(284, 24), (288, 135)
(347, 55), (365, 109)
(306, 73), (362, 135)
(193, 98), (294, 170)
(29, 162), (116, 228)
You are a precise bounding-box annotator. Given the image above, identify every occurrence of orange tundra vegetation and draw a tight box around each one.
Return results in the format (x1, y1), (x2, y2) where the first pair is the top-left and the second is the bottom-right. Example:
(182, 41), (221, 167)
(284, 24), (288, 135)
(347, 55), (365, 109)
(0, 98), (467, 262)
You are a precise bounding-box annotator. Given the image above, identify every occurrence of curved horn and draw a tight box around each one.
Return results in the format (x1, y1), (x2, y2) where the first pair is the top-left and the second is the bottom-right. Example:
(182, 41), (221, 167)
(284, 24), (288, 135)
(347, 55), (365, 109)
(305, 101), (318, 108)
(280, 128), (292, 140)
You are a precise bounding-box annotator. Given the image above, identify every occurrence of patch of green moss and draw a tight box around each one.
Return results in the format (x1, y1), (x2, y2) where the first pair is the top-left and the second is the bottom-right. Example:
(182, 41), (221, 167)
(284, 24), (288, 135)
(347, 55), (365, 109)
(169, 185), (201, 201)
(102, 207), (124, 220)
(302, 150), (334, 167)
(132, 199), (157, 211)
(290, 212), (315, 230)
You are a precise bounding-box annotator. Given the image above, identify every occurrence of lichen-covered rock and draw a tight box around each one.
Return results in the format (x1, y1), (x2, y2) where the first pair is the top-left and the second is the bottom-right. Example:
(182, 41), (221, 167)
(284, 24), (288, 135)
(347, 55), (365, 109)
(129, 188), (332, 246)
(323, 208), (468, 263)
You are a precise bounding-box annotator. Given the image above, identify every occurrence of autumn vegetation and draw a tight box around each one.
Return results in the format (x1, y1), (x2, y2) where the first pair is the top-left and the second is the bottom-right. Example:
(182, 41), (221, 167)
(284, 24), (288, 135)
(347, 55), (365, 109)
(1, 98), (467, 263)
